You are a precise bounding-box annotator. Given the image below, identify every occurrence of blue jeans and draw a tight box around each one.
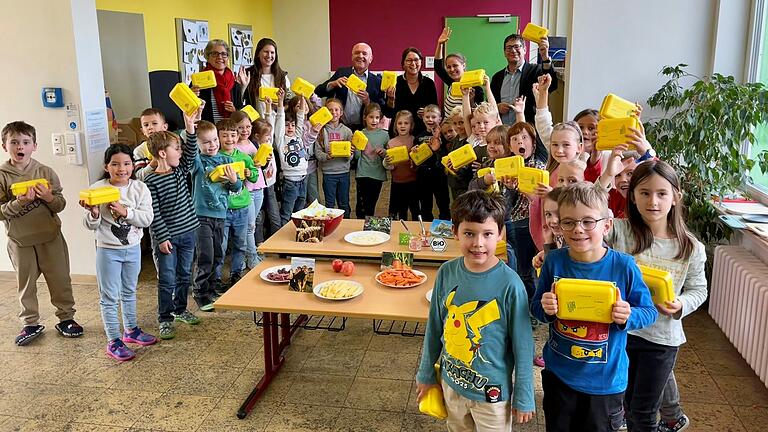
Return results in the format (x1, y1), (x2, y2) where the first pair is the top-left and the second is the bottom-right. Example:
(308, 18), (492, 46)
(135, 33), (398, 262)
(508, 218), (536, 300)
(155, 230), (196, 323)
(255, 184), (280, 244)
(194, 217), (224, 298)
(280, 177), (307, 225)
(504, 220), (519, 273)
(96, 245), (141, 341)
(322, 172), (351, 217)
(246, 189), (264, 267)
(306, 171), (319, 205)
(216, 207), (248, 279)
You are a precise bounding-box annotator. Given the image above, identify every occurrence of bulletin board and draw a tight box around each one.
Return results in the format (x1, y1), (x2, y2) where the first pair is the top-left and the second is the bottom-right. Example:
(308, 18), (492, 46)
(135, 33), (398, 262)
(228, 24), (254, 73)
(444, 16), (520, 78)
(175, 18), (210, 84)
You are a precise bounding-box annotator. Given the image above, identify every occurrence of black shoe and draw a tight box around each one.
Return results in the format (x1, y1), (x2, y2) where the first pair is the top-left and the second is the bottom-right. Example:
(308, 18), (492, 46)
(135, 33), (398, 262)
(15, 325), (44, 346)
(55, 319), (83, 338)
(229, 272), (242, 286)
(193, 295), (215, 312)
(214, 280), (230, 295)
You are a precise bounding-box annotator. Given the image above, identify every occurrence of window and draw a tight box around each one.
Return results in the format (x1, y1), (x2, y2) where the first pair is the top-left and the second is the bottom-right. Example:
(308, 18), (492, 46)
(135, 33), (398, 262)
(749, 0), (768, 194)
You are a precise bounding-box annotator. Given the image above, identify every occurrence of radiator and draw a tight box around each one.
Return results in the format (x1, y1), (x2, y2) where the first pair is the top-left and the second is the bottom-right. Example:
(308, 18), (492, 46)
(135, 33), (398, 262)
(709, 246), (768, 385)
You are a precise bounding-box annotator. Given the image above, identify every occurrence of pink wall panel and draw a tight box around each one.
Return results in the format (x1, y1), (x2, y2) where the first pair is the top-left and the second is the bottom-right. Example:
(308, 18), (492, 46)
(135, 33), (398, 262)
(328, 0), (531, 72)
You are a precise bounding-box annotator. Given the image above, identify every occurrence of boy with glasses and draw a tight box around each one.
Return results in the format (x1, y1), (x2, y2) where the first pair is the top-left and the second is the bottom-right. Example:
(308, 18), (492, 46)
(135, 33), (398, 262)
(531, 183), (657, 432)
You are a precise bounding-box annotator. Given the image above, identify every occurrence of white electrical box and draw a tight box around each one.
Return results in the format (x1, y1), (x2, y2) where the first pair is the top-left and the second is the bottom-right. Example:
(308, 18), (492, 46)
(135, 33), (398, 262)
(64, 132), (82, 165)
(51, 133), (65, 156)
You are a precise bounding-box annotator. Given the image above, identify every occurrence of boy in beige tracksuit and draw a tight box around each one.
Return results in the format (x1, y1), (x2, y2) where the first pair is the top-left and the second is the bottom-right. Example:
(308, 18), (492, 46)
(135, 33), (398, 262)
(0, 121), (83, 346)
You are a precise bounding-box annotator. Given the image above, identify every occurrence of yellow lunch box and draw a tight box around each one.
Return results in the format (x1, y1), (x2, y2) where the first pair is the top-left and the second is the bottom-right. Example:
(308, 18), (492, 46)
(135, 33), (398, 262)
(386, 146), (410, 164)
(554, 278), (617, 324)
(477, 167), (495, 178)
(169, 83), (202, 116)
(209, 161), (246, 182)
(449, 82), (463, 98)
(79, 185), (120, 206)
(330, 141), (352, 158)
(351, 130), (368, 151)
(309, 107), (333, 127)
(10, 179), (49, 196)
(599, 93), (636, 119)
(241, 105), (260, 122)
(517, 167), (549, 194)
(410, 144), (434, 166)
(253, 144), (273, 166)
(495, 240), (506, 256)
(259, 86), (279, 101)
(441, 155), (456, 176)
(460, 69), (485, 88)
(494, 155), (524, 178)
(418, 386), (448, 420)
(448, 144), (477, 170)
(381, 71), (397, 91)
(346, 74), (367, 94)
(291, 77), (315, 99)
(522, 23), (549, 43)
(638, 264), (675, 305)
(190, 70), (216, 89)
(596, 117), (641, 150)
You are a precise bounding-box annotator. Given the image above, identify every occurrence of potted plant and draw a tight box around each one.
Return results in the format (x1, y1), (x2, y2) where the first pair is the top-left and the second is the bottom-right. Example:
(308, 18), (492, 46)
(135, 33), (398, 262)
(644, 63), (768, 245)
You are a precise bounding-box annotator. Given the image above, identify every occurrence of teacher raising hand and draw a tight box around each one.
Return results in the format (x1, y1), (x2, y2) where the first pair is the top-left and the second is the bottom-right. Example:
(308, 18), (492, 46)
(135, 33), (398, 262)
(197, 39), (243, 123)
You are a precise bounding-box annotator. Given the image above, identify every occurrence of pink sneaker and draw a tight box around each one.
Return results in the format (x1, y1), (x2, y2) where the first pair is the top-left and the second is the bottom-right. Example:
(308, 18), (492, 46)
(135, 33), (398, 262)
(122, 327), (158, 346)
(534, 355), (545, 367)
(106, 339), (135, 362)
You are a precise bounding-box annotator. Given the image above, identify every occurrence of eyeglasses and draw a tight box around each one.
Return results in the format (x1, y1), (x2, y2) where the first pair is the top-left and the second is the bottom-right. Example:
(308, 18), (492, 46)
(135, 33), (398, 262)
(404, 58), (421, 64)
(504, 44), (524, 52)
(210, 51), (229, 58)
(558, 217), (607, 231)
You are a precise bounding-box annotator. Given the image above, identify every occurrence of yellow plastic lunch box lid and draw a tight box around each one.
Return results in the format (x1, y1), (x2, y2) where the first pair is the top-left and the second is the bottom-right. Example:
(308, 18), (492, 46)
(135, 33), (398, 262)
(259, 86), (279, 101)
(253, 144), (273, 167)
(522, 23), (549, 43)
(309, 107), (332, 127)
(638, 264), (675, 305)
(190, 70), (216, 90)
(386, 146), (410, 164)
(291, 77), (315, 99)
(449, 82), (463, 98)
(169, 83), (202, 116)
(346, 74), (367, 94)
(209, 161), (246, 182)
(351, 130), (368, 151)
(79, 185), (120, 206)
(477, 167), (495, 178)
(460, 69), (485, 88)
(599, 93), (636, 119)
(494, 155), (524, 178)
(241, 105), (260, 122)
(330, 141), (352, 158)
(381, 71), (397, 91)
(554, 278), (617, 323)
(410, 143), (434, 166)
(596, 117), (641, 151)
(517, 167), (549, 194)
(448, 144), (477, 170)
(10, 178), (49, 196)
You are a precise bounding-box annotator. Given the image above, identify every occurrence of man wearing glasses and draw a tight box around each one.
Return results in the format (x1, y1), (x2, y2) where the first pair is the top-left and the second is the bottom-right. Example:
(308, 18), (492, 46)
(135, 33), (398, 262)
(490, 34), (558, 125)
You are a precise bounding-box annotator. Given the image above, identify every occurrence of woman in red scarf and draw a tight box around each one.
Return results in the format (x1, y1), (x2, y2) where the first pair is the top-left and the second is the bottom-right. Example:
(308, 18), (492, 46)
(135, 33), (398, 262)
(196, 39), (243, 123)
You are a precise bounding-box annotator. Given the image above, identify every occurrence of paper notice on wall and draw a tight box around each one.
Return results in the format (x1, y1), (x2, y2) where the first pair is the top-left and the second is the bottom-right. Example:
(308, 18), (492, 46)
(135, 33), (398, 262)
(85, 109), (109, 154)
(182, 42), (197, 64)
(182, 20), (198, 43)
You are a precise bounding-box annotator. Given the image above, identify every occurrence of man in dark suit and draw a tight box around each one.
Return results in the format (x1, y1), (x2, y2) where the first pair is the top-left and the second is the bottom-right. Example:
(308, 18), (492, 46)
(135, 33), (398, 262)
(315, 43), (386, 131)
(491, 34), (558, 125)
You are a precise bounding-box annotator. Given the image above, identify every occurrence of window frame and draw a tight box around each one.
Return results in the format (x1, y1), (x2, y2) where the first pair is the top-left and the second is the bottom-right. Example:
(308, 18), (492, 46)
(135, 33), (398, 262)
(746, 0), (768, 202)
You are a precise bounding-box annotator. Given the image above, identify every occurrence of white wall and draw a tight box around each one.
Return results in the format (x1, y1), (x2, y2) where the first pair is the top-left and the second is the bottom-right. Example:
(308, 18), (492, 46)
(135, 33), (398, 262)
(565, 0), (717, 120)
(0, 0), (107, 276)
(272, 0), (332, 84)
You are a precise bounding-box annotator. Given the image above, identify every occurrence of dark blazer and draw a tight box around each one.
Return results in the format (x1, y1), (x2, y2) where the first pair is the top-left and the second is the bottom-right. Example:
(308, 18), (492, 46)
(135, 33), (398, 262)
(315, 66), (386, 127)
(199, 82), (244, 123)
(491, 62), (558, 124)
(382, 74), (438, 136)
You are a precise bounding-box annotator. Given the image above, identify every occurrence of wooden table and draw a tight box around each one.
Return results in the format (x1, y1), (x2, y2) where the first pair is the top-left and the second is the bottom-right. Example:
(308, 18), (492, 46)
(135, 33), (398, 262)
(215, 256), (437, 419)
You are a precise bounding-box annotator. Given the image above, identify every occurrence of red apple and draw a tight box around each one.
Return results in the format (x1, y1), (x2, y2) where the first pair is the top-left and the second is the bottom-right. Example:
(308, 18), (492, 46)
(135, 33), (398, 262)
(341, 261), (355, 276)
(332, 259), (343, 273)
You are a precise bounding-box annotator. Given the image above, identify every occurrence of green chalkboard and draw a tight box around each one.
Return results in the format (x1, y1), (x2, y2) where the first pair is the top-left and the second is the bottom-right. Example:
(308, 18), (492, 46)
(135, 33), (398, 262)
(444, 16), (519, 83)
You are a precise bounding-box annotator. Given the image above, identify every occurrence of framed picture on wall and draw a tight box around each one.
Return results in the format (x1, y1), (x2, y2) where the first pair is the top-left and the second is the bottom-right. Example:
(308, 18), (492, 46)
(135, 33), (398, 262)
(175, 18), (210, 84)
(229, 23), (253, 73)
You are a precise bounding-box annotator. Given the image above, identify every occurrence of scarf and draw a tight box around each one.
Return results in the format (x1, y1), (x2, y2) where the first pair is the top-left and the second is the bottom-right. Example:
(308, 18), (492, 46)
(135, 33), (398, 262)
(203, 64), (235, 118)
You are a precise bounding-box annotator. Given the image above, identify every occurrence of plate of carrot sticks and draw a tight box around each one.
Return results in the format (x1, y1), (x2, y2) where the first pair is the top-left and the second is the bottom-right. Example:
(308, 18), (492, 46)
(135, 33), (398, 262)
(375, 268), (428, 289)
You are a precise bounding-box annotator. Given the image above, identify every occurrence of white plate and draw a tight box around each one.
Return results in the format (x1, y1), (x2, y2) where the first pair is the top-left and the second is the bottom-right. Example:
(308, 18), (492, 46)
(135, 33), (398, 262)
(313, 280), (364, 300)
(344, 230), (390, 246)
(259, 265), (291, 283)
(426, 289), (433, 302)
(375, 269), (428, 289)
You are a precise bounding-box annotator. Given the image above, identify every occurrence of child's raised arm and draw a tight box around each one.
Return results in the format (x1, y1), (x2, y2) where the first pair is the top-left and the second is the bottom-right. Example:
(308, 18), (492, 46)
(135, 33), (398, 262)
(461, 87), (473, 138)
(533, 75), (554, 151)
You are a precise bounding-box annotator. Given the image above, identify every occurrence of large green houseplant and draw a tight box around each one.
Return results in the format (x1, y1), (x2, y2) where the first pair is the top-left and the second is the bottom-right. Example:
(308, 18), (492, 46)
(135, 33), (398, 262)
(644, 64), (768, 244)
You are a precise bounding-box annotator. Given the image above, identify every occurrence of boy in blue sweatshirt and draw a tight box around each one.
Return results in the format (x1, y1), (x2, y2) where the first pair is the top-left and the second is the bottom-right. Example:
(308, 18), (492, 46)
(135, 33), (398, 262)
(190, 120), (241, 312)
(531, 182), (657, 432)
(416, 190), (535, 430)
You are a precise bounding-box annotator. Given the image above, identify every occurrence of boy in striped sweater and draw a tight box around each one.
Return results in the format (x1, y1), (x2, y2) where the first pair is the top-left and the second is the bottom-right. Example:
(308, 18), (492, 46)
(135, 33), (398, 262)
(144, 105), (203, 340)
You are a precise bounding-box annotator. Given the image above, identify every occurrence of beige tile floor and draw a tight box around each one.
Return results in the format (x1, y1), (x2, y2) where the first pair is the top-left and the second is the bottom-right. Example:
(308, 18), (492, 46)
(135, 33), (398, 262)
(1, 257), (767, 432)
